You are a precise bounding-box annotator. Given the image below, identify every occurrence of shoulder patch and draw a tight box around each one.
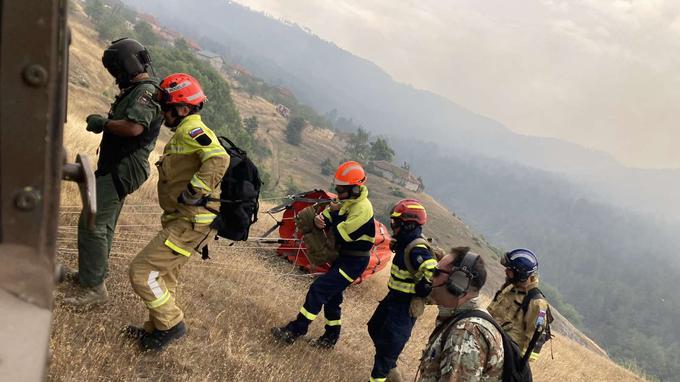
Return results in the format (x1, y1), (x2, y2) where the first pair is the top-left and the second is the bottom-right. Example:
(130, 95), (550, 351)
(189, 127), (205, 138)
(137, 94), (151, 105)
(188, 127), (213, 146)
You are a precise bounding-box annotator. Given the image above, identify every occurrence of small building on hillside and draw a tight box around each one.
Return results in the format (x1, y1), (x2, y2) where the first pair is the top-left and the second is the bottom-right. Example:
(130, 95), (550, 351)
(137, 14), (161, 31)
(230, 64), (251, 78)
(371, 160), (423, 192)
(157, 29), (180, 44)
(197, 50), (224, 71)
(276, 104), (290, 119)
(184, 38), (202, 52)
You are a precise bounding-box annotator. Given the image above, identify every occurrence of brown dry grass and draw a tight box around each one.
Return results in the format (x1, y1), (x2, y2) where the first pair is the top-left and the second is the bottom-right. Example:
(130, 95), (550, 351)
(50, 7), (645, 382)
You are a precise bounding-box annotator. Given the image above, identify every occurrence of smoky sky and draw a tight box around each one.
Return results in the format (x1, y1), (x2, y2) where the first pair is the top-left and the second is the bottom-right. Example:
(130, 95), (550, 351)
(235, 0), (680, 169)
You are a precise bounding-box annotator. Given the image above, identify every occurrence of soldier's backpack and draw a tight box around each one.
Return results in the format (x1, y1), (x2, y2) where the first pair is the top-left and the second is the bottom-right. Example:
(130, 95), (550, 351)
(210, 136), (262, 241)
(437, 309), (533, 382)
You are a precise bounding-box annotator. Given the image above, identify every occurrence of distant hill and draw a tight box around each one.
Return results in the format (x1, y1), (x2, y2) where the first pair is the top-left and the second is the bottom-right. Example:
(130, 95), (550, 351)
(125, 0), (615, 173)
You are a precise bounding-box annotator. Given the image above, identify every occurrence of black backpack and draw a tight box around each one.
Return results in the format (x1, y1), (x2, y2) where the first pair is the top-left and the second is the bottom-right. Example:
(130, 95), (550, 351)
(518, 288), (554, 354)
(438, 309), (533, 382)
(210, 136), (261, 241)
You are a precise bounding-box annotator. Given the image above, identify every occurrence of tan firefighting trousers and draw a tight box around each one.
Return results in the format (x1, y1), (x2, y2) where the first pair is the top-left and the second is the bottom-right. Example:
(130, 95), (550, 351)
(129, 219), (216, 331)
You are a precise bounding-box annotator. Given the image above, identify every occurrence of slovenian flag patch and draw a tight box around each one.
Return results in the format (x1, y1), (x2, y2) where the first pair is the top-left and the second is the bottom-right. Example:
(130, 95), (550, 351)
(189, 127), (205, 139)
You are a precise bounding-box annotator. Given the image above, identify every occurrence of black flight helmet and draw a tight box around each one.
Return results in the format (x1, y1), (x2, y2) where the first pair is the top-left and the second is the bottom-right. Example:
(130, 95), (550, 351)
(102, 38), (152, 88)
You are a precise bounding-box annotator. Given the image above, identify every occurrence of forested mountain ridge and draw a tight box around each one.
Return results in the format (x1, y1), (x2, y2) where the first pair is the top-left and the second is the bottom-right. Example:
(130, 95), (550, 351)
(127, 0), (680, 222)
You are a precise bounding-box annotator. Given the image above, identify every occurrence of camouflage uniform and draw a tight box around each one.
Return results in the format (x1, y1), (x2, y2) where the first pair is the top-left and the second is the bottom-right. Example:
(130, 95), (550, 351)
(487, 276), (550, 361)
(417, 298), (504, 382)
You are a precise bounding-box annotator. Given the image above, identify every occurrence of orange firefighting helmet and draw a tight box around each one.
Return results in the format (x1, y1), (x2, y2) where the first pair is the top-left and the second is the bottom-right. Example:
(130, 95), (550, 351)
(334, 161), (366, 186)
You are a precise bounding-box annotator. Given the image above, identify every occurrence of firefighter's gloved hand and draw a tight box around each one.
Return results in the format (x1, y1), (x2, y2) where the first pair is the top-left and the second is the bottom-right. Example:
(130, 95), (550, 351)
(314, 214), (326, 229)
(177, 185), (204, 206)
(415, 279), (433, 297)
(86, 114), (108, 134)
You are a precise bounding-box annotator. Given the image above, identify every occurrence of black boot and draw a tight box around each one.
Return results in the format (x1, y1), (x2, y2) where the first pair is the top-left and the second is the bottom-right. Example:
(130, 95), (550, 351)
(310, 328), (340, 349)
(122, 325), (147, 340)
(271, 323), (305, 344)
(139, 321), (186, 351)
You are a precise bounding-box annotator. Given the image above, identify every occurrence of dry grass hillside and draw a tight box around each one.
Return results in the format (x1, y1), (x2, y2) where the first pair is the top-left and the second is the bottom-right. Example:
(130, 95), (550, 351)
(50, 7), (645, 382)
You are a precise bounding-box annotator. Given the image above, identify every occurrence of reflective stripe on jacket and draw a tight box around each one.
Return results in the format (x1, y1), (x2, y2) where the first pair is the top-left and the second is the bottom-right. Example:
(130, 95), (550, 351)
(388, 229), (437, 295)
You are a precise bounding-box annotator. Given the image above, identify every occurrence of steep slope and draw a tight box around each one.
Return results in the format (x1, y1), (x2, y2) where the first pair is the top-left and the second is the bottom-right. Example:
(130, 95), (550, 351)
(51, 6), (644, 382)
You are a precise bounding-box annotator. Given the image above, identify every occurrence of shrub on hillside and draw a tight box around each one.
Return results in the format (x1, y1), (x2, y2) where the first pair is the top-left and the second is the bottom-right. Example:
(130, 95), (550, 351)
(286, 117), (305, 146)
(320, 158), (334, 176)
(345, 127), (370, 162)
(369, 137), (395, 162)
(244, 116), (258, 134)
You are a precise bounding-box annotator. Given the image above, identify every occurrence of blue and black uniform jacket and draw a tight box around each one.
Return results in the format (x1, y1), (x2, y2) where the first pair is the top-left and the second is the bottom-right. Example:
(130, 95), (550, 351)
(388, 226), (437, 297)
(322, 185), (375, 252)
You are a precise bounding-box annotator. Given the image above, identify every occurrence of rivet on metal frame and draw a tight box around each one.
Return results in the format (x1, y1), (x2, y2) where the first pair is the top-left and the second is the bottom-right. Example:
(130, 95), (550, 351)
(15, 187), (42, 211)
(22, 64), (49, 87)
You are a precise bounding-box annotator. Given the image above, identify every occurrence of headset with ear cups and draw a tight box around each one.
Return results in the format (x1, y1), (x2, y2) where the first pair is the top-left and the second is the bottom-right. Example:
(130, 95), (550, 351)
(446, 251), (481, 296)
(350, 185), (361, 197)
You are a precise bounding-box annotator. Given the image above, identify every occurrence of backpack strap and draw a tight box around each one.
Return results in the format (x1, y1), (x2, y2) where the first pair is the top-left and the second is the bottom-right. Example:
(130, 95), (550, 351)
(403, 236), (432, 277)
(218, 136), (248, 157)
(520, 287), (544, 315)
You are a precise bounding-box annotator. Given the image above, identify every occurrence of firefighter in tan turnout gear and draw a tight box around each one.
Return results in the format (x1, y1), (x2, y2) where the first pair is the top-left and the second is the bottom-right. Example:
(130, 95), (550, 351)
(126, 73), (229, 351)
(487, 248), (552, 362)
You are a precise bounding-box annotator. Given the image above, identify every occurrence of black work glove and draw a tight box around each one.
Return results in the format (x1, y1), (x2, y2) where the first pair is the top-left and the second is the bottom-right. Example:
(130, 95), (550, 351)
(415, 279), (433, 297)
(177, 184), (204, 206)
(86, 114), (108, 134)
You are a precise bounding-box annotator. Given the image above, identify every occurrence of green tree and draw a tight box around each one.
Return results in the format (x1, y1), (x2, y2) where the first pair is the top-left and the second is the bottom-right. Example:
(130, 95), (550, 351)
(134, 21), (158, 46)
(84, 0), (105, 22)
(244, 116), (259, 134)
(286, 116), (305, 145)
(345, 127), (370, 162)
(320, 158), (334, 176)
(369, 137), (395, 162)
(174, 38), (190, 51)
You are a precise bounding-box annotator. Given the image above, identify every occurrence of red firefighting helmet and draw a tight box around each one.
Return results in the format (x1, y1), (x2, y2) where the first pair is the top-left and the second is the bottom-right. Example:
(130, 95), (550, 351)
(390, 199), (427, 225)
(159, 73), (207, 106)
